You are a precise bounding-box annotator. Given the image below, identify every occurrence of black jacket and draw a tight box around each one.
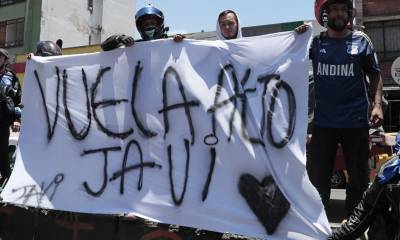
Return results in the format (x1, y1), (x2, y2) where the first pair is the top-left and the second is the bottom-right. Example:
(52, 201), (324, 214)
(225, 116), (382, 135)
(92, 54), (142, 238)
(0, 70), (21, 124)
(330, 156), (400, 240)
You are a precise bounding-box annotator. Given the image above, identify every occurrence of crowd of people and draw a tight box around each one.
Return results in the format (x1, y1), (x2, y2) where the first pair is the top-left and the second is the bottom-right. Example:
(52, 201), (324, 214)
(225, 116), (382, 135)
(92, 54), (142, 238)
(0, 0), (399, 239)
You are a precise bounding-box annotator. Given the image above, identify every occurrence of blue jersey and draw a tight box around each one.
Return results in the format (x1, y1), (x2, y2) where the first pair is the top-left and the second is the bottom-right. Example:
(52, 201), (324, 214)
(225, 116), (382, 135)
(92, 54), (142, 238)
(310, 31), (380, 128)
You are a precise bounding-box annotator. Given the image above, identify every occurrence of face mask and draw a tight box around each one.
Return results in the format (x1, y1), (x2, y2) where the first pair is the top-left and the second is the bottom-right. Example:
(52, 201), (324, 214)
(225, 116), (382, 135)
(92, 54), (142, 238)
(143, 26), (156, 39)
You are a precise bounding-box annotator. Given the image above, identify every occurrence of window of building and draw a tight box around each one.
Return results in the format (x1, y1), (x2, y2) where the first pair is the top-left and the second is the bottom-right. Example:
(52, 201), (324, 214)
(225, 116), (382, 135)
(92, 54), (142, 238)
(0, 18), (24, 48)
(0, 0), (25, 7)
(365, 20), (400, 59)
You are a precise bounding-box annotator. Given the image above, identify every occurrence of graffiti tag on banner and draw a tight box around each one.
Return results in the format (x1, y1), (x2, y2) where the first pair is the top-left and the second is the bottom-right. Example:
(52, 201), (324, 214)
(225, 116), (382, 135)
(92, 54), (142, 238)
(1, 28), (330, 239)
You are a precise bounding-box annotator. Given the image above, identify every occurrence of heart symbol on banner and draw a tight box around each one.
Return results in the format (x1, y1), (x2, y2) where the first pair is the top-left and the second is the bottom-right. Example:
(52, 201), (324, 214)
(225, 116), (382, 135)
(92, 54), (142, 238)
(238, 174), (290, 235)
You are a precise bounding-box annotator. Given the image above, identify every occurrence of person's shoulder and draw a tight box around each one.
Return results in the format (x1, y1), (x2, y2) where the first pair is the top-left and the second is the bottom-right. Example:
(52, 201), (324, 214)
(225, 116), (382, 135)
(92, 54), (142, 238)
(352, 30), (374, 45)
(309, 31), (327, 51)
(312, 31), (328, 43)
(352, 30), (369, 37)
(6, 69), (19, 82)
(4, 69), (16, 77)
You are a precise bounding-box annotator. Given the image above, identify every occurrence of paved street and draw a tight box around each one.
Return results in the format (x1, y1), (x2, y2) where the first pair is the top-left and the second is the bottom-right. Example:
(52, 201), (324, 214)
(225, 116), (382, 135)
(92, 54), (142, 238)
(328, 188), (347, 228)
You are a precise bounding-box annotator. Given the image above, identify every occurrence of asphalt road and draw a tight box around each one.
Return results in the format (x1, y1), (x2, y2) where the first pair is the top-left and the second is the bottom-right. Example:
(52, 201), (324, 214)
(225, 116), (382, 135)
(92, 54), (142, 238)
(328, 188), (347, 227)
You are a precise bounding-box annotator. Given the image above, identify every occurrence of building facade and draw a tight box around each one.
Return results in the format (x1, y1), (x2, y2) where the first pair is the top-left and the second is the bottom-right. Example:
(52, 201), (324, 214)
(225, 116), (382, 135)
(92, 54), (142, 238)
(0, 0), (135, 58)
(356, 0), (400, 131)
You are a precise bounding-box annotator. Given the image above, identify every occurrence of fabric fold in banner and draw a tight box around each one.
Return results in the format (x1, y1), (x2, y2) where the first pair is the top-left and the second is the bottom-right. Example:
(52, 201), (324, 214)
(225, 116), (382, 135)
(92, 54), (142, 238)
(1, 27), (331, 239)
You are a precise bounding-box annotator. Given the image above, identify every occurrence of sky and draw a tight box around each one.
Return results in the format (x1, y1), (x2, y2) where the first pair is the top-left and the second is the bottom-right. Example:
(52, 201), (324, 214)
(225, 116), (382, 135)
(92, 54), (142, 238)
(135, 0), (315, 36)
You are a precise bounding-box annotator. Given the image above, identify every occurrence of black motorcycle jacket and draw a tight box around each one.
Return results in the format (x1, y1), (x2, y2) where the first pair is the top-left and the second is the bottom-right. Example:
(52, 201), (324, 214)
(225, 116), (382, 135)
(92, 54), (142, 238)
(0, 70), (21, 124)
(330, 156), (400, 240)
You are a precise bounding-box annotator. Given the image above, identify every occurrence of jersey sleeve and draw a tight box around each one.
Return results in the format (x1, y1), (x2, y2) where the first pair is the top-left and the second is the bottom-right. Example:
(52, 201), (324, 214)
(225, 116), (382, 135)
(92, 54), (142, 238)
(361, 34), (380, 74)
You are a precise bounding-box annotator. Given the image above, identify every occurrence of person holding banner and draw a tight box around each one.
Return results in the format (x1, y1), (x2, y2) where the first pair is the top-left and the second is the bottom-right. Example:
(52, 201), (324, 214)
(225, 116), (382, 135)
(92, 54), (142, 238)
(0, 48), (21, 185)
(297, 0), (384, 217)
(216, 10), (242, 40)
(27, 41), (62, 59)
(34, 41), (62, 57)
(101, 4), (184, 51)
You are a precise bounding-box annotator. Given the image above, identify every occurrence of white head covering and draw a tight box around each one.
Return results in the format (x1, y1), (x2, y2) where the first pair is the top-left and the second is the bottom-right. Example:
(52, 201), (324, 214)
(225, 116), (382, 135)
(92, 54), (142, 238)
(216, 10), (242, 40)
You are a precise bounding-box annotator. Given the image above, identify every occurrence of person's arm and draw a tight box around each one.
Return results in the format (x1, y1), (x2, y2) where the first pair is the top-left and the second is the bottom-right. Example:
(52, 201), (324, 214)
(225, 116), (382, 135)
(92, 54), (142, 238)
(367, 71), (384, 128)
(172, 34), (186, 42)
(11, 72), (21, 107)
(12, 119), (21, 132)
(11, 72), (22, 132)
(27, 53), (34, 60)
(295, 24), (310, 34)
(362, 34), (384, 128)
(295, 23), (317, 62)
(101, 35), (134, 51)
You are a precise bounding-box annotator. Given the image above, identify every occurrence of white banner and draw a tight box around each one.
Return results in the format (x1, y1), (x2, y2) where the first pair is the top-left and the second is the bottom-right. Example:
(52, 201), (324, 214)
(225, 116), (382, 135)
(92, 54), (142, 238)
(1, 29), (331, 239)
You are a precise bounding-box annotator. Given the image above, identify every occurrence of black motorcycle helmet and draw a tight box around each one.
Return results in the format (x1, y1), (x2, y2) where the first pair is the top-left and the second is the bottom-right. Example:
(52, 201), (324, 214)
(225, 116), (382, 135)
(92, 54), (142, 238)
(35, 41), (62, 57)
(135, 5), (167, 40)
